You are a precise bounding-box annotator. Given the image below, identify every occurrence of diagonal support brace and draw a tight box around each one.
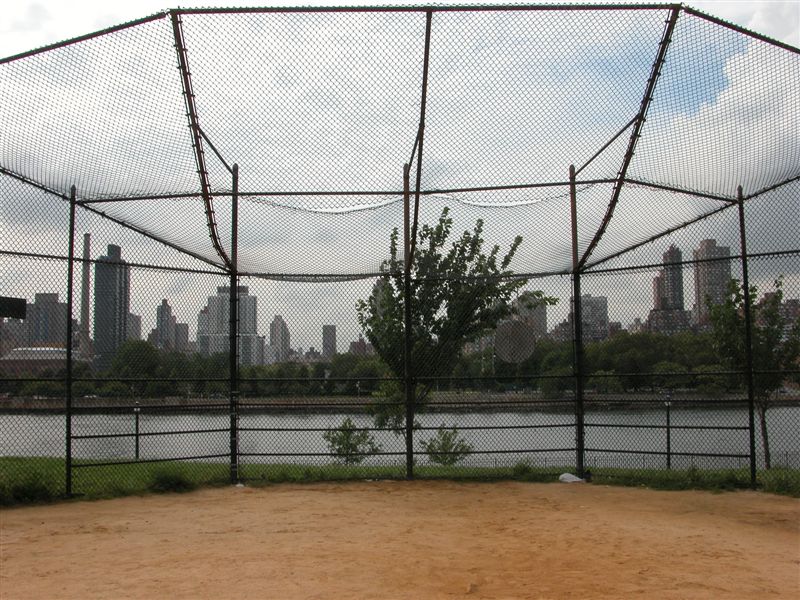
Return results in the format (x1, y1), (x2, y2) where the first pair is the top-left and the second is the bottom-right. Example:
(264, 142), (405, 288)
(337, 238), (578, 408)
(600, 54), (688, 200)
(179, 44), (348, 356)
(171, 10), (231, 270)
(579, 5), (681, 270)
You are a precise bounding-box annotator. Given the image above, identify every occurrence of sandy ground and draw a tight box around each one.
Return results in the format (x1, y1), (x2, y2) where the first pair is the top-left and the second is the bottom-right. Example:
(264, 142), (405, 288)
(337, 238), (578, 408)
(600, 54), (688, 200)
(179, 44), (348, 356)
(1, 481), (798, 600)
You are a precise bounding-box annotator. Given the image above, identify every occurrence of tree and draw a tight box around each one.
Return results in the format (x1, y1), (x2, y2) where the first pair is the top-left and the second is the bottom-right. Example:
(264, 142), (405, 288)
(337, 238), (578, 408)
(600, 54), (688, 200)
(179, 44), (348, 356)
(420, 425), (473, 466)
(357, 207), (553, 430)
(323, 417), (381, 465)
(709, 278), (800, 469)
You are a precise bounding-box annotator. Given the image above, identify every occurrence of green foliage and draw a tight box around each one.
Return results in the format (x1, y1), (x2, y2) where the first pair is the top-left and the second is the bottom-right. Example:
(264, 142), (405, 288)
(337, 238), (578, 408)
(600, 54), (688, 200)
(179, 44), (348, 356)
(357, 207), (553, 414)
(693, 364), (729, 396)
(709, 277), (800, 468)
(710, 277), (800, 397)
(539, 366), (573, 398)
(420, 425), (473, 466)
(0, 472), (57, 505)
(588, 370), (624, 394)
(652, 361), (690, 390)
(323, 417), (381, 465)
(148, 467), (197, 493)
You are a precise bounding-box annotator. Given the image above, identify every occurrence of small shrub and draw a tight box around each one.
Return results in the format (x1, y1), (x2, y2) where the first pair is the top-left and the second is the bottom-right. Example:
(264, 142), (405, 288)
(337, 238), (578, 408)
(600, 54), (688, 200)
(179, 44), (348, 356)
(0, 474), (55, 505)
(761, 469), (800, 497)
(323, 417), (381, 465)
(148, 468), (196, 493)
(512, 461), (532, 478)
(420, 425), (473, 467)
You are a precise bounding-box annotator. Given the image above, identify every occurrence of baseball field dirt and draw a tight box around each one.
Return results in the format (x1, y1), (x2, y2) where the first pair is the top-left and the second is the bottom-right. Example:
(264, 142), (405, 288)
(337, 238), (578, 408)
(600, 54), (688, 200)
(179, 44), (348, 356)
(2, 480), (798, 599)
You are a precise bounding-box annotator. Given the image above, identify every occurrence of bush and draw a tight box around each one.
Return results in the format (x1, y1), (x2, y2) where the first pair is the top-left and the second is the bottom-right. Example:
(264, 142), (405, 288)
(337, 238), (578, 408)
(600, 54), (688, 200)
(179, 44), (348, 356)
(323, 417), (381, 465)
(148, 467), (196, 493)
(0, 473), (56, 505)
(420, 425), (473, 467)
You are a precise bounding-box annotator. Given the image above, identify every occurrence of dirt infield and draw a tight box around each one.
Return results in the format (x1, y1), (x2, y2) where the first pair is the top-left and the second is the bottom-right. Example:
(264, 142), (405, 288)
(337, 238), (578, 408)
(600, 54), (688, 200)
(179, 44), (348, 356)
(1, 481), (798, 599)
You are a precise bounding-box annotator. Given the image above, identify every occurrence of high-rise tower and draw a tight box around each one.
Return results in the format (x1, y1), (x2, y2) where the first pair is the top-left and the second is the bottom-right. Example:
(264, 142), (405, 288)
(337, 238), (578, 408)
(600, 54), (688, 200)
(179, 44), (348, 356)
(79, 233), (93, 359)
(269, 315), (291, 362)
(322, 324), (337, 359)
(662, 244), (684, 311)
(93, 244), (130, 369)
(693, 239), (731, 327)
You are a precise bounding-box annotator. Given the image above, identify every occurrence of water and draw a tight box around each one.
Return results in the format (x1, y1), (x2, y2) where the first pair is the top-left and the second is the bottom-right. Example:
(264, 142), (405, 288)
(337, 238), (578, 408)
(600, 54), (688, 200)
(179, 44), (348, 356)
(1, 406), (798, 470)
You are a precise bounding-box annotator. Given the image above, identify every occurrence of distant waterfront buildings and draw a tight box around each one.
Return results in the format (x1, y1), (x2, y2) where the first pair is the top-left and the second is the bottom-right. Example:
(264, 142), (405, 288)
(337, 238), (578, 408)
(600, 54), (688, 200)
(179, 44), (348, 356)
(693, 239), (731, 327)
(94, 244), (131, 370)
(512, 292), (548, 339)
(648, 245), (689, 335)
(269, 315), (291, 363)
(25, 293), (69, 348)
(322, 324), (337, 359)
(348, 334), (374, 356)
(197, 286), (263, 365)
(149, 299), (189, 352)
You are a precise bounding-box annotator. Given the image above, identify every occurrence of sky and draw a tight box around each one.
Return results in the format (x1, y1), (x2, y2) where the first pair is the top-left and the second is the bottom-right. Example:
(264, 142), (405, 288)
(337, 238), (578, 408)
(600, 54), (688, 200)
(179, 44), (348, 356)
(1, 0), (798, 59)
(1, 0), (798, 352)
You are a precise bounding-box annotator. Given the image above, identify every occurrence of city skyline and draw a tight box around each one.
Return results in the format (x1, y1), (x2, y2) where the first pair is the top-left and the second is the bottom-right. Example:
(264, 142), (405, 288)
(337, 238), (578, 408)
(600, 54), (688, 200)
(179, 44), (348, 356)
(2, 235), (798, 367)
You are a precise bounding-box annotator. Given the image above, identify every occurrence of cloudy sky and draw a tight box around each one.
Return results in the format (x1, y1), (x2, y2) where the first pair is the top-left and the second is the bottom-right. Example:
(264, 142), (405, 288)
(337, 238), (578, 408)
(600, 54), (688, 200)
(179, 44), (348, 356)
(1, 0), (798, 352)
(1, 0), (798, 59)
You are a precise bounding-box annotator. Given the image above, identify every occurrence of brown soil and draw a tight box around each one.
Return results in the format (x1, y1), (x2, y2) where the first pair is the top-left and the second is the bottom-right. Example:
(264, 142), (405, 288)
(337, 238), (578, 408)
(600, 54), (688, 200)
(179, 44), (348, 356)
(1, 481), (798, 599)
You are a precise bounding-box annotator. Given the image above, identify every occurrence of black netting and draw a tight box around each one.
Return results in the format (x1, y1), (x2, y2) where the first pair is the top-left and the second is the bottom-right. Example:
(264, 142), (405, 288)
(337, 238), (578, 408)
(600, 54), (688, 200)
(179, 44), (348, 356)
(1, 6), (798, 500)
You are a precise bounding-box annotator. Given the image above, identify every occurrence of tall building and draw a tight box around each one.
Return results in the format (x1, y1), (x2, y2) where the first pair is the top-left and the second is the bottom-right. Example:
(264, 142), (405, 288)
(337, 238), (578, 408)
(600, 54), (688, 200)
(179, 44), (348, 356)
(0, 318), (26, 356)
(269, 315), (291, 362)
(322, 324), (337, 359)
(126, 313), (141, 341)
(197, 286), (261, 365)
(578, 294), (609, 342)
(648, 245), (690, 335)
(93, 244), (130, 369)
(512, 292), (548, 338)
(652, 272), (666, 310)
(662, 245), (684, 311)
(693, 239), (731, 327)
(25, 293), (68, 348)
(154, 299), (177, 350)
(174, 323), (190, 353)
(78, 233), (93, 359)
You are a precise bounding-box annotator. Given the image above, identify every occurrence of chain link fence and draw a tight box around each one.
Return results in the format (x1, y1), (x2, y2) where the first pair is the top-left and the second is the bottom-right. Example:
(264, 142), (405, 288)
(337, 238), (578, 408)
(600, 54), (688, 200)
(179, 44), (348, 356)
(1, 6), (798, 500)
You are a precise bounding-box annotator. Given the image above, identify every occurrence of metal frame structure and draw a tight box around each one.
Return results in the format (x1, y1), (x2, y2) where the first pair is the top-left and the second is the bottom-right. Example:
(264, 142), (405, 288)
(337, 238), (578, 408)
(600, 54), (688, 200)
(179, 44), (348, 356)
(0, 4), (798, 494)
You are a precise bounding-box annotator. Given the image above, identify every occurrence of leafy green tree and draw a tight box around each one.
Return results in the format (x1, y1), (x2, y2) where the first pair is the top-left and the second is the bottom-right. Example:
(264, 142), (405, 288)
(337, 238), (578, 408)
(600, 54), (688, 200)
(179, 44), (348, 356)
(709, 278), (800, 469)
(693, 364), (728, 397)
(420, 425), (473, 466)
(357, 207), (553, 431)
(652, 361), (690, 391)
(323, 417), (381, 465)
(539, 365), (573, 399)
(588, 369), (623, 394)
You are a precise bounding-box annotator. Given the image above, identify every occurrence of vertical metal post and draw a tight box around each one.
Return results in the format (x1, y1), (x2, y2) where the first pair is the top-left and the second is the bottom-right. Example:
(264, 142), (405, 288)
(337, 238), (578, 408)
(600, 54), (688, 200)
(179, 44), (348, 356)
(737, 186), (757, 486)
(569, 165), (585, 478)
(665, 392), (672, 470)
(65, 186), (77, 496)
(403, 163), (414, 479)
(134, 401), (141, 460)
(229, 164), (239, 484)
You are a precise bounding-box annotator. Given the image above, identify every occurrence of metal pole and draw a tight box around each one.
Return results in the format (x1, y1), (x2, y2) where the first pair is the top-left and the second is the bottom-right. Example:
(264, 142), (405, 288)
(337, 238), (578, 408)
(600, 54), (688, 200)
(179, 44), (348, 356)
(737, 186), (757, 486)
(65, 185), (77, 497)
(229, 164), (240, 484)
(665, 392), (672, 470)
(569, 165), (585, 478)
(134, 401), (141, 460)
(403, 163), (414, 479)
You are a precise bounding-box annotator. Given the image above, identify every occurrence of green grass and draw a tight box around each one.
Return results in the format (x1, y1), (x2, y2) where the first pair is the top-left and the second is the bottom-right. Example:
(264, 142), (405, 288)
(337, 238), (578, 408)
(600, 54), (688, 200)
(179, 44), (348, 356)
(1, 456), (798, 506)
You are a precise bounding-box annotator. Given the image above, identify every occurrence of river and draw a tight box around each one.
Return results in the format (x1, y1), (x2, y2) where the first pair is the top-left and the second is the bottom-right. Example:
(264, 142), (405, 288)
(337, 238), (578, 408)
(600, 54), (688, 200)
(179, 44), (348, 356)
(1, 406), (798, 470)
